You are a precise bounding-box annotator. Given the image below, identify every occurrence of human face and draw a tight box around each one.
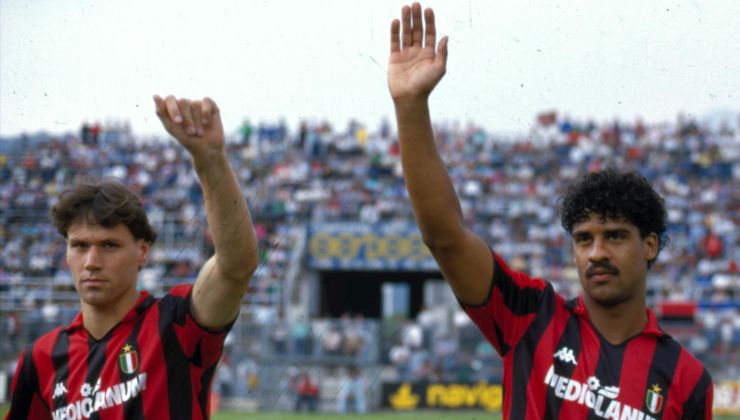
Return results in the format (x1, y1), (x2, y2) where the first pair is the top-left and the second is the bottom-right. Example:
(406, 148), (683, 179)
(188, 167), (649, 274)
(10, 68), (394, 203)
(66, 221), (150, 309)
(572, 214), (658, 308)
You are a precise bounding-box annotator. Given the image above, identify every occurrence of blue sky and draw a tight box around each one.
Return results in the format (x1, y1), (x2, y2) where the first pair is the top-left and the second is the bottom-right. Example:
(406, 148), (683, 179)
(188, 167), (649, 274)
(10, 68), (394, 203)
(2, 0), (739, 137)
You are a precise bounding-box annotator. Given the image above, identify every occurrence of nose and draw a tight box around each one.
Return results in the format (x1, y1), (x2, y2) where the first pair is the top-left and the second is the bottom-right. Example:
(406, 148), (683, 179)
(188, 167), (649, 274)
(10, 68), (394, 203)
(84, 246), (103, 270)
(588, 237), (610, 262)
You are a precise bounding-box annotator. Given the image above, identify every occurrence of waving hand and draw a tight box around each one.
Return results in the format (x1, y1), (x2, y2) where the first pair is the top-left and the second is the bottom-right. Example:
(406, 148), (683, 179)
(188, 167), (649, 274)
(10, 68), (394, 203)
(388, 2), (448, 102)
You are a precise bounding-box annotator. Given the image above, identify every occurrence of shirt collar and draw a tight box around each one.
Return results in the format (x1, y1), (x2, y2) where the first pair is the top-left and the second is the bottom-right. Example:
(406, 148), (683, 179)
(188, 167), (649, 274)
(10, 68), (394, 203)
(565, 295), (666, 338)
(66, 291), (153, 333)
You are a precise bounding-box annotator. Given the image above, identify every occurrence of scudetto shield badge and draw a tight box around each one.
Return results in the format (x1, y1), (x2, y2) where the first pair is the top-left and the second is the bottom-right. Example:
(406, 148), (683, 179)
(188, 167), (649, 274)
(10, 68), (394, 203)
(119, 344), (139, 375)
(646, 384), (664, 414)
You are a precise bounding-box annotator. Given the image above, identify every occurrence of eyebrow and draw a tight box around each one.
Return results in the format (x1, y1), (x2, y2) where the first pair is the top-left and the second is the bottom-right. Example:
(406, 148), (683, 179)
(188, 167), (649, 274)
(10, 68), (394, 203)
(572, 227), (631, 237)
(68, 237), (121, 244)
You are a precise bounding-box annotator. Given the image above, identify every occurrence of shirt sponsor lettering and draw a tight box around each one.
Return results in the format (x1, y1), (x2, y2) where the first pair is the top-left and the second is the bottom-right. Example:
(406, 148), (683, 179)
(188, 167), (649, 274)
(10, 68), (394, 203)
(545, 365), (656, 420)
(51, 373), (147, 420)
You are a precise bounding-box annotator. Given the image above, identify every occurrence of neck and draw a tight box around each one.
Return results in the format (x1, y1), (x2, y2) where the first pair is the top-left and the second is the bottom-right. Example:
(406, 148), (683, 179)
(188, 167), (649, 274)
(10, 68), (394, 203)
(583, 296), (647, 345)
(81, 291), (140, 340)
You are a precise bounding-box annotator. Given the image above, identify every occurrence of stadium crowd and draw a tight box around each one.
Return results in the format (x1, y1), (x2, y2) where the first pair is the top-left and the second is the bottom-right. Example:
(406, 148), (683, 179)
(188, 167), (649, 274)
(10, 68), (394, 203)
(0, 111), (738, 391)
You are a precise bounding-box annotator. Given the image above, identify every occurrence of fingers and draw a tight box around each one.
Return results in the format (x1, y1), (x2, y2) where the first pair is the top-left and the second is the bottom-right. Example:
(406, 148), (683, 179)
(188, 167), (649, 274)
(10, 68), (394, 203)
(153, 95), (180, 134)
(202, 97), (220, 125)
(164, 95), (183, 124)
(424, 7), (436, 50)
(154, 95), (215, 137)
(396, 3), (438, 51)
(191, 100), (204, 136)
(390, 19), (401, 54)
(436, 35), (449, 69)
(401, 5), (412, 48)
(411, 3), (423, 47)
(178, 98), (198, 136)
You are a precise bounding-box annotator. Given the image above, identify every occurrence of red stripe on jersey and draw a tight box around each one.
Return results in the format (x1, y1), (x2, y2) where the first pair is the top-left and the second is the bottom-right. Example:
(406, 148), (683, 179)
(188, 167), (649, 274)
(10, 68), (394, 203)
(494, 253), (547, 291)
(617, 336), (658, 409)
(557, 317), (602, 419)
(501, 352), (514, 419)
(174, 314), (227, 369)
(664, 348), (707, 417)
(703, 383), (714, 419)
(524, 296), (571, 420)
(136, 303), (170, 419)
(491, 288), (537, 353)
(30, 327), (63, 408)
(65, 327), (90, 411)
(8, 349), (24, 396)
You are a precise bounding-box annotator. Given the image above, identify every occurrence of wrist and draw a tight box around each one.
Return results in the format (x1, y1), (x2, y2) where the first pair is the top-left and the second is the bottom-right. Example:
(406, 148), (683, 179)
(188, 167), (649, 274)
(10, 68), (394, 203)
(191, 149), (229, 172)
(392, 95), (430, 112)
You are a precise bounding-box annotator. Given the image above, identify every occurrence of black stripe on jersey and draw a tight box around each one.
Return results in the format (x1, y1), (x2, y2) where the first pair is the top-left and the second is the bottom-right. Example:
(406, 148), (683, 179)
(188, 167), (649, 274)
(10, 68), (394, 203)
(85, 335), (110, 420)
(544, 313), (581, 419)
(682, 368), (712, 419)
(160, 294), (193, 420)
(494, 322), (511, 355)
(493, 257), (544, 315)
(643, 337), (681, 418)
(586, 335), (626, 420)
(198, 363), (218, 418)
(51, 331), (70, 409)
(509, 286), (556, 419)
(122, 302), (150, 420)
(8, 347), (47, 419)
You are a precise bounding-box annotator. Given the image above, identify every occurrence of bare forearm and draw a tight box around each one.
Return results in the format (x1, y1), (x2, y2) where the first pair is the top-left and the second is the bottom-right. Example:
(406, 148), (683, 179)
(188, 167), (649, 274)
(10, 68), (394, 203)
(192, 150), (258, 280)
(395, 99), (465, 248)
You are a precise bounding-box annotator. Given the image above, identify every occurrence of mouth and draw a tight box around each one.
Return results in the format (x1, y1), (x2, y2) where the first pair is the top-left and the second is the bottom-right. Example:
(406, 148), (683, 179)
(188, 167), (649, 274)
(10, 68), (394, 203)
(586, 267), (619, 281)
(81, 278), (107, 286)
(588, 273), (615, 283)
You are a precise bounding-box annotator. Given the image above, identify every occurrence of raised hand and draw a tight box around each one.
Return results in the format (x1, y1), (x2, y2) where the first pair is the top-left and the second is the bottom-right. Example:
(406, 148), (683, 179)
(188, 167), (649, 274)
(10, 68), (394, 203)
(388, 3), (448, 103)
(153, 95), (225, 156)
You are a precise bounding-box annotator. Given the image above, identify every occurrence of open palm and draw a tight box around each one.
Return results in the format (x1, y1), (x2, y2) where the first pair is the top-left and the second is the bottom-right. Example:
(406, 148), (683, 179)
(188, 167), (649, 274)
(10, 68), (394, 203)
(388, 3), (448, 102)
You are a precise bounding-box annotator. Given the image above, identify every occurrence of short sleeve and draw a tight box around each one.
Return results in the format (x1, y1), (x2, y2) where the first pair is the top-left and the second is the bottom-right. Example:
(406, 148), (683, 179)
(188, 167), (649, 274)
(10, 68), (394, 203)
(462, 251), (552, 356)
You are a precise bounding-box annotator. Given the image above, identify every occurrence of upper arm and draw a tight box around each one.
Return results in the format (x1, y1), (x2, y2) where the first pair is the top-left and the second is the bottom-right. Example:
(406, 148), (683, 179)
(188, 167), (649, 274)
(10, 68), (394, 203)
(428, 227), (495, 305)
(190, 256), (250, 330)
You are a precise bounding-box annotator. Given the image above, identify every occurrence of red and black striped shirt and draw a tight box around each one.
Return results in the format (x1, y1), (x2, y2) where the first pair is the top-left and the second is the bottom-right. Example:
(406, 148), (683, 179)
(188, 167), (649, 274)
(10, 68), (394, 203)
(464, 252), (713, 419)
(6, 284), (229, 420)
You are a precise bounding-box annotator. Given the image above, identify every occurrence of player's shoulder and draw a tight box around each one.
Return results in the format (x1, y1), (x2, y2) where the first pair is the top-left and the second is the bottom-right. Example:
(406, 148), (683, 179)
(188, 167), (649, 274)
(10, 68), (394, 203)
(166, 283), (194, 298)
(657, 333), (711, 380)
(25, 325), (67, 359)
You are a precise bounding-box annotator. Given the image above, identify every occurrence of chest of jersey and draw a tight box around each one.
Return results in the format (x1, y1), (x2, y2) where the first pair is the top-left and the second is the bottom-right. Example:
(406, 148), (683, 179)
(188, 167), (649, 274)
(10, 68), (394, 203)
(517, 313), (680, 419)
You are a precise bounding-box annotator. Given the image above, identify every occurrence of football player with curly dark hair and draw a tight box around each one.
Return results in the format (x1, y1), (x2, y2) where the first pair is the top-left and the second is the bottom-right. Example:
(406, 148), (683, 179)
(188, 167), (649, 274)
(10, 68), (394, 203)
(389, 3), (712, 418)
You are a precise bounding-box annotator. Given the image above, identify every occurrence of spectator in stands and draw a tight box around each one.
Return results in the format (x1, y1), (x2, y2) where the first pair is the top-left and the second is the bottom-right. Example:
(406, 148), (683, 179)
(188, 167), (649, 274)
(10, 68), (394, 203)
(337, 365), (367, 414)
(321, 323), (344, 356)
(388, 338), (412, 381)
(292, 370), (320, 412)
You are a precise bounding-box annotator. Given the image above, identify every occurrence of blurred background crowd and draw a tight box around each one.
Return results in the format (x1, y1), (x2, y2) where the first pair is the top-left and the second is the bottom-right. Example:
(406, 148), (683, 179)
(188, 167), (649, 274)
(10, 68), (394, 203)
(0, 110), (738, 411)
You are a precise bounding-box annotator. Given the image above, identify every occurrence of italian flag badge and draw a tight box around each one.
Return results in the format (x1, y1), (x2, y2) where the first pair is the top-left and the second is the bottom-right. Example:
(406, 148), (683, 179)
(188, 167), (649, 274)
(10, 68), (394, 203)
(646, 384), (664, 414)
(119, 344), (139, 375)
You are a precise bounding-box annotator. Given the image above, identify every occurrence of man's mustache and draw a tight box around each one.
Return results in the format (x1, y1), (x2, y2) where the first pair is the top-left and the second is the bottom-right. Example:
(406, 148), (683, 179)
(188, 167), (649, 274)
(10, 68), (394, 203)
(586, 261), (620, 277)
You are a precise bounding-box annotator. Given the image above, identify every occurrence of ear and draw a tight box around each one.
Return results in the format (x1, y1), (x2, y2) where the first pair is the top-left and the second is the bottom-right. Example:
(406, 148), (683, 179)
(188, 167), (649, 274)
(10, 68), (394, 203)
(137, 240), (151, 269)
(643, 232), (659, 262)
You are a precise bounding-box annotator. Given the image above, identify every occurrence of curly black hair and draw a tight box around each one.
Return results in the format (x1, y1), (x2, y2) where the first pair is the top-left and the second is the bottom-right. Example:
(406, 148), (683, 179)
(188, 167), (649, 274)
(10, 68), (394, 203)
(559, 167), (667, 265)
